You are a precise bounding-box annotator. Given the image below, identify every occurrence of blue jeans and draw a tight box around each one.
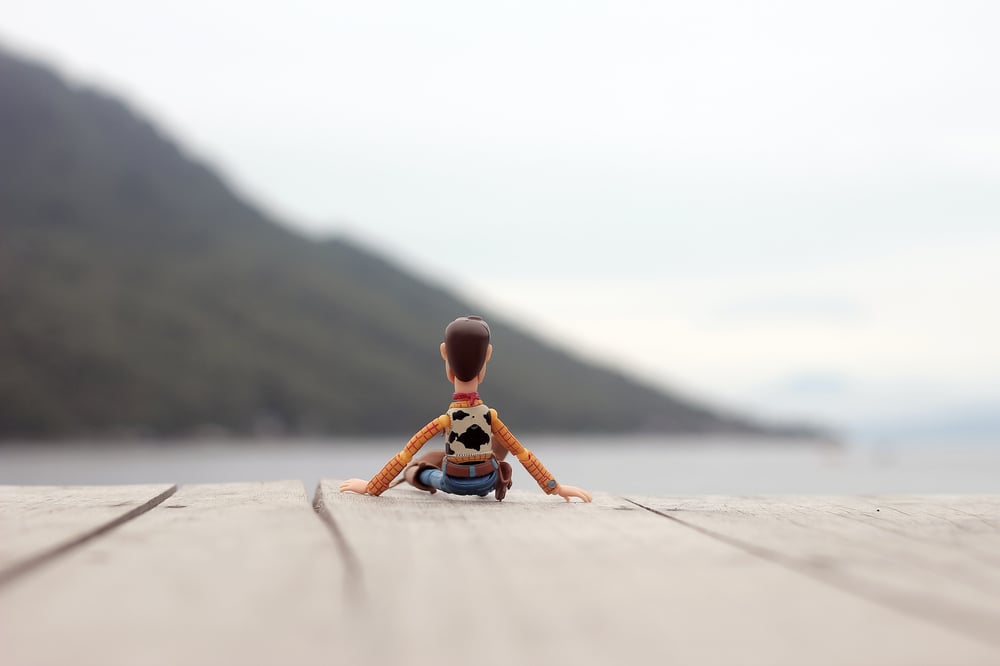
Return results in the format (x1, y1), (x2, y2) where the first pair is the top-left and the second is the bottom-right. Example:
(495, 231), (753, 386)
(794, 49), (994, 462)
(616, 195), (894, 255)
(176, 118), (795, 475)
(419, 460), (498, 497)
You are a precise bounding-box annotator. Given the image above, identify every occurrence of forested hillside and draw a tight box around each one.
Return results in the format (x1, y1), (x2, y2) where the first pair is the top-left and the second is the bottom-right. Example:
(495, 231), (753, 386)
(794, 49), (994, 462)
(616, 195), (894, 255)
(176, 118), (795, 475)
(0, 47), (803, 439)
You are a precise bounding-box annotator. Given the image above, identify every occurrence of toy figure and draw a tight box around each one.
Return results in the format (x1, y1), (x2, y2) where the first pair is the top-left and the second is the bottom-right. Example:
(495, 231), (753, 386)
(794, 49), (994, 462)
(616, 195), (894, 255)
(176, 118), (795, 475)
(339, 316), (593, 502)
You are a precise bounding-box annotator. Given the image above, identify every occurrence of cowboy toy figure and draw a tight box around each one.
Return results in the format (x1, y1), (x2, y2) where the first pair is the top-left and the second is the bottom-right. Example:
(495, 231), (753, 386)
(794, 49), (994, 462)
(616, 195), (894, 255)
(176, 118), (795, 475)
(339, 316), (592, 503)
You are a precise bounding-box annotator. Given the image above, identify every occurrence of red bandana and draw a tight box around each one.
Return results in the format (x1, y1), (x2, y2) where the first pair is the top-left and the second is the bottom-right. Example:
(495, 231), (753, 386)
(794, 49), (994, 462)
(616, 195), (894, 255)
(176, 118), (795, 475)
(452, 392), (480, 403)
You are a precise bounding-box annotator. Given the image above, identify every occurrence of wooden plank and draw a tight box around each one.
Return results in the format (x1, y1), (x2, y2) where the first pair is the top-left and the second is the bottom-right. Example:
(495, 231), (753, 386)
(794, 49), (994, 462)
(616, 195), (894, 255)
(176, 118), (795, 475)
(0, 484), (176, 586)
(316, 482), (1000, 666)
(0, 481), (356, 666)
(625, 495), (1000, 648)
(834, 495), (1000, 566)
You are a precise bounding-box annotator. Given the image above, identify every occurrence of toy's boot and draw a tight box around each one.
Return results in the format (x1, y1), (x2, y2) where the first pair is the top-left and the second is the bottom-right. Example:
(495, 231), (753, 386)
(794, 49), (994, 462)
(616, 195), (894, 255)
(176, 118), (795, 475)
(494, 460), (513, 501)
(403, 450), (445, 493)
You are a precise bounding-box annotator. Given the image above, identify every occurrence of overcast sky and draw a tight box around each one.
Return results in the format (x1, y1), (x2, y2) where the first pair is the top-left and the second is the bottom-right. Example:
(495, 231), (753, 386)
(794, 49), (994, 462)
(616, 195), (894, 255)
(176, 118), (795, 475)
(3, 1), (999, 438)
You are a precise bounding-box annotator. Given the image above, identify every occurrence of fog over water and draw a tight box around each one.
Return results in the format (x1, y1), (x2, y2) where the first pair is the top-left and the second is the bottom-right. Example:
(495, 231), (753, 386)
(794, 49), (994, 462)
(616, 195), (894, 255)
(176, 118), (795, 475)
(3, 437), (998, 496)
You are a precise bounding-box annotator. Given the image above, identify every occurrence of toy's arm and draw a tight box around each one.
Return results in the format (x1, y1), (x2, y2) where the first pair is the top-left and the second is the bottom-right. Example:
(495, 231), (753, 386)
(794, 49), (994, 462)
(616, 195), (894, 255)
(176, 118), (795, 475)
(490, 409), (592, 502)
(342, 416), (449, 496)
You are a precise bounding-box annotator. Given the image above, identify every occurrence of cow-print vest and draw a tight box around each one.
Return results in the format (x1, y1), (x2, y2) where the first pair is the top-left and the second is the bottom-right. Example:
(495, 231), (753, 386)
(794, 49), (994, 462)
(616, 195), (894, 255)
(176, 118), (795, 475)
(444, 403), (493, 461)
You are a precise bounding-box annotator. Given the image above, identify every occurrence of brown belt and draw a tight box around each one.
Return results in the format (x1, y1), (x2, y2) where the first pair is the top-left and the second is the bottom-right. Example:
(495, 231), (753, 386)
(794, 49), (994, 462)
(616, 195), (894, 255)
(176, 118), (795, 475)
(443, 458), (496, 478)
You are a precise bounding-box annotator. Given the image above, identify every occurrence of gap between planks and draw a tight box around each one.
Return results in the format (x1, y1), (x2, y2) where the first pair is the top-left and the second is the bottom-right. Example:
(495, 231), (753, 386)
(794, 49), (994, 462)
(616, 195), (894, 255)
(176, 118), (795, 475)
(0, 485), (178, 589)
(624, 496), (1000, 649)
(0, 482), (347, 592)
(0, 481), (357, 666)
(0, 482), (345, 592)
(311, 484), (365, 601)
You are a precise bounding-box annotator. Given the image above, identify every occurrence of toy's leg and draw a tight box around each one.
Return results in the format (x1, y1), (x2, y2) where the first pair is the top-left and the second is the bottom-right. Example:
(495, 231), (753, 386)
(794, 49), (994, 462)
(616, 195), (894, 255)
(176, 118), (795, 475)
(403, 450), (445, 493)
(417, 467), (447, 492)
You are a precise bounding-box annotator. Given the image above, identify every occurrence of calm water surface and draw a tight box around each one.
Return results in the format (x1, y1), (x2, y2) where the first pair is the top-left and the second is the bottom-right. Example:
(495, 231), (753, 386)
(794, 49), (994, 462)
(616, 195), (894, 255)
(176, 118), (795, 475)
(3, 435), (998, 496)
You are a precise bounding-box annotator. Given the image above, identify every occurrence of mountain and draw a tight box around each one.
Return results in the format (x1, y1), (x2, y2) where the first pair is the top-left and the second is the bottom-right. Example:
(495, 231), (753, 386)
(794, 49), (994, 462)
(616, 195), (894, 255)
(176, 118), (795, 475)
(0, 46), (811, 439)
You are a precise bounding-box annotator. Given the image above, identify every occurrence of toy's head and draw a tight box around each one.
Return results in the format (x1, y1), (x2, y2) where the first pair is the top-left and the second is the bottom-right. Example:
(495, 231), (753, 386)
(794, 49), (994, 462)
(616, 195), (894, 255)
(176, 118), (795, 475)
(441, 316), (493, 383)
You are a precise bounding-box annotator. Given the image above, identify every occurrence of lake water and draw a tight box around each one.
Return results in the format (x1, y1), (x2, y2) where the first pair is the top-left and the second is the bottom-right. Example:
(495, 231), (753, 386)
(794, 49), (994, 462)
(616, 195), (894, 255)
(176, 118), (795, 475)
(3, 435), (998, 497)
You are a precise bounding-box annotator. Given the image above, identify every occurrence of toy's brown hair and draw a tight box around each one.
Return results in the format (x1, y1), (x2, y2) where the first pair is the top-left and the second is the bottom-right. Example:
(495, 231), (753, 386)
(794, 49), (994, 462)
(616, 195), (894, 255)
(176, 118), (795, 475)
(444, 316), (491, 382)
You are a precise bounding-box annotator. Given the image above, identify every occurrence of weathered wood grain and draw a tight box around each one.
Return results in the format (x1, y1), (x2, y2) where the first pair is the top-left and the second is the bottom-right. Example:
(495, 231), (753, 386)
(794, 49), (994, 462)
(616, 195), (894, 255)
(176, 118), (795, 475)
(316, 482), (1000, 666)
(625, 495), (1000, 648)
(5, 483), (999, 666)
(0, 484), (176, 586)
(836, 495), (1000, 565)
(0, 481), (354, 666)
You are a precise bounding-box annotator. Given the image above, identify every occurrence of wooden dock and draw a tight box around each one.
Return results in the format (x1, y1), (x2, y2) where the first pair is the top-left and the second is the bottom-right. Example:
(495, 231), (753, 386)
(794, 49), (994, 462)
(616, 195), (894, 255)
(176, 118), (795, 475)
(2, 481), (999, 665)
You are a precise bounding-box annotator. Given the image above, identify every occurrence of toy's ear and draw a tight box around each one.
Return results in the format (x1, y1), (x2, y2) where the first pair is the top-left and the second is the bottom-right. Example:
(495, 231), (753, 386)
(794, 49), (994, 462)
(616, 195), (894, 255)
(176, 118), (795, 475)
(478, 344), (494, 382)
(441, 343), (455, 382)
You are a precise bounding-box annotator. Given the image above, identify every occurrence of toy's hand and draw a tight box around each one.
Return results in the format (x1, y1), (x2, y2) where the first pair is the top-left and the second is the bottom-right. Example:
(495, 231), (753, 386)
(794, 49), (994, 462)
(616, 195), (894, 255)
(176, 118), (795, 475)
(555, 484), (592, 503)
(339, 479), (369, 495)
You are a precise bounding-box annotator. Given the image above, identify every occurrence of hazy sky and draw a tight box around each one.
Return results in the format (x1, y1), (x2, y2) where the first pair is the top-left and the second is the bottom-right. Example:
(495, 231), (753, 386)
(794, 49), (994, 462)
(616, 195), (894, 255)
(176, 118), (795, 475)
(3, 1), (999, 436)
